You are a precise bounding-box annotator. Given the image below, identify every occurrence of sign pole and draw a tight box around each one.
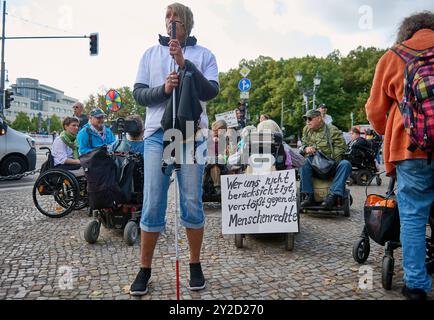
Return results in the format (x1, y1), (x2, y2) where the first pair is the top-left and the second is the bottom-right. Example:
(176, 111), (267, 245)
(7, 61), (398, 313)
(0, 0), (6, 116)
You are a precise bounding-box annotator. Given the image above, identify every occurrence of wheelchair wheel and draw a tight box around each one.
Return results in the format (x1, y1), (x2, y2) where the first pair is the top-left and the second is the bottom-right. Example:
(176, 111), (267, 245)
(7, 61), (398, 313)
(376, 175), (382, 186)
(381, 255), (394, 290)
(356, 170), (371, 186)
(73, 178), (88, 210)
(32, 170), (79, 218)
(343, 196), (351, 217)
(352, 237), (370, 264)
(235, 234), (244, 248)
(124, 221), (139, 246)
(285, 233), (295, 251)
(84, 220), (100, 244)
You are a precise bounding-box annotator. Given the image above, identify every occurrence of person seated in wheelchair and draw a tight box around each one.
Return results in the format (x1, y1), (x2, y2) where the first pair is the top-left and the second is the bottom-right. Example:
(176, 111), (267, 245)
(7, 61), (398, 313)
(345, 127), (375, 168)
(203, 120), (229, 197)
(227, 125), (256, 170)
(51, 116), (81, 171)
(299, 109), (352, 209)
(257, 119), (292, 170)
(77, 108), (116, 156)
(365, 129), (383, 171)
(126, 115), (144, 156)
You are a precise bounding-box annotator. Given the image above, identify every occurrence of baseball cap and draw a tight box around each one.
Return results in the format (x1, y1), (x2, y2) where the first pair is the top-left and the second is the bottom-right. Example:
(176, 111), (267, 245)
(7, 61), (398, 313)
(90, 108), (106, 118)
(302, 109), (321, 119)
(319, 103), (327, 109)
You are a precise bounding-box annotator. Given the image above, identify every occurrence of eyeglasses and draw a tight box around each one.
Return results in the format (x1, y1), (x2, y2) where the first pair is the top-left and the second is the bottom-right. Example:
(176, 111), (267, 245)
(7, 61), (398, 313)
(306, 116), (320, 122)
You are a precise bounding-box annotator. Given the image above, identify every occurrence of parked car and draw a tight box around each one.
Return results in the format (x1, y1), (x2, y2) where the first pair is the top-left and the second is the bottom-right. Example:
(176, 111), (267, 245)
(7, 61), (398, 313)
(0, 118), (36, 178)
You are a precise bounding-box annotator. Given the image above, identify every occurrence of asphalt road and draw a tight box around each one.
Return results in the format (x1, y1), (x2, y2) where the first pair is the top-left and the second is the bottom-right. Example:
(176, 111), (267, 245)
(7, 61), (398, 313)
(0, 145), (48, 191)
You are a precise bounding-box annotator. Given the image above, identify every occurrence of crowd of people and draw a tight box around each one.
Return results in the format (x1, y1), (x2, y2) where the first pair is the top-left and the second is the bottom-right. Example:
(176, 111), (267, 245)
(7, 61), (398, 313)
(44, 4), (433, 300)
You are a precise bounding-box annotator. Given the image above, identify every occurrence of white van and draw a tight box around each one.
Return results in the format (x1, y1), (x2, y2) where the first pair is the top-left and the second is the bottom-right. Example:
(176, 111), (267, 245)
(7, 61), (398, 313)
(0, 117), (36, 178)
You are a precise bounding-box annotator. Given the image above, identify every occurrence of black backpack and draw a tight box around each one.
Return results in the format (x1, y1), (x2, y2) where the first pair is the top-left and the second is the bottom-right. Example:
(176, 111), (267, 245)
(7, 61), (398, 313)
(79, 129), (125, 209)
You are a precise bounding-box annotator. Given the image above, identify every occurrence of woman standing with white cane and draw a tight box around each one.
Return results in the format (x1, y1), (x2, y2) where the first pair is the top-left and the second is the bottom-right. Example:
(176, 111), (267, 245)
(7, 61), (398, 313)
(130, 3), (219, 297)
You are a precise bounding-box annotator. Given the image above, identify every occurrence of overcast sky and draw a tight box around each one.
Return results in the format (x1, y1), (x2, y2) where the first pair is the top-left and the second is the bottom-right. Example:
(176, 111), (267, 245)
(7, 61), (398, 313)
(6, 0), (434, 101)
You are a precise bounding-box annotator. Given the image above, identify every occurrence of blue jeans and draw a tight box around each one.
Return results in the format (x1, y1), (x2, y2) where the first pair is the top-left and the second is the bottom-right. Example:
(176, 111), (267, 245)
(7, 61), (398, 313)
(300, 156), (352, 197)
(140, 129), (206, 232)
(396, 159), (434, 292)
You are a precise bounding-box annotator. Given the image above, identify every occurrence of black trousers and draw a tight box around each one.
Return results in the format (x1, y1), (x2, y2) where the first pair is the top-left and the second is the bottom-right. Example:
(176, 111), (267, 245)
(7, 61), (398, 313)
(55, 164), (81, 171)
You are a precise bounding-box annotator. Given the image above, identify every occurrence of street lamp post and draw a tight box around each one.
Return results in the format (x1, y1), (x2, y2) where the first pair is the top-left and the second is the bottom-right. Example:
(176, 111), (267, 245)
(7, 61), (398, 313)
(312, 72), (322, 110)
(295, 71), (321, 112)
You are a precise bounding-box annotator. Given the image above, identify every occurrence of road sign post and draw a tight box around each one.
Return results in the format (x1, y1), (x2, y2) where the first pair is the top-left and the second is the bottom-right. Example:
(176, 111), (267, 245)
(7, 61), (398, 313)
(239, 65), (251, 78)
(238, 78), (252, 93)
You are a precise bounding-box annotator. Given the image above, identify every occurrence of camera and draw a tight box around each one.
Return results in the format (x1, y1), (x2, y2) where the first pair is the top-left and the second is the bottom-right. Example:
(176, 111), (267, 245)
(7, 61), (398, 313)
(110, 118), (139, 134)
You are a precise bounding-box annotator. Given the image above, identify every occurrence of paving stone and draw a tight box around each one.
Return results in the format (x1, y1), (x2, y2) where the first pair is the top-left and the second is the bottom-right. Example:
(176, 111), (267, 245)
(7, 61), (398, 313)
(0, 176), (432, 300)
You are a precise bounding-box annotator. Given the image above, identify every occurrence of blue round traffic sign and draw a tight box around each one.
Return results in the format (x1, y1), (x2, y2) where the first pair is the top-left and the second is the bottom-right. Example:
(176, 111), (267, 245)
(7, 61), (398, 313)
(238, 78), (252, 92)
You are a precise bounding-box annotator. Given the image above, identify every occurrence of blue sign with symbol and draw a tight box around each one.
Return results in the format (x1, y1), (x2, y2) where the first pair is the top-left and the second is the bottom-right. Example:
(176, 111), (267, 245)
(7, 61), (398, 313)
(238, 78), (252, 92)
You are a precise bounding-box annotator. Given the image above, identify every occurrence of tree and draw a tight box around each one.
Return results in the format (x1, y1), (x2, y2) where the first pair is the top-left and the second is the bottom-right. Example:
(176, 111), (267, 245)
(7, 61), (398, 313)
(49, 114), (63, 133)
(11, 112), (31, 132)
(30, 116), (39, 132)
(207, 46), (386, 136)
(83, 87), (146, 122)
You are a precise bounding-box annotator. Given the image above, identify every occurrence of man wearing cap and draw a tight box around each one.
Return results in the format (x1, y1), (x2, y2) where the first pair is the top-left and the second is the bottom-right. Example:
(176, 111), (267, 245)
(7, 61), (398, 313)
(77, 108), (116, 155)
(319, 103), (333, 125)
(299, 109), (351, 209)
(72, 102), (89, 130)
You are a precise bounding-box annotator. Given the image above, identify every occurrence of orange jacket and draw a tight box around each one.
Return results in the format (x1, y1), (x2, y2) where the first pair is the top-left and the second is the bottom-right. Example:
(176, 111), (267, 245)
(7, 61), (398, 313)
(365, 29), (434, 176)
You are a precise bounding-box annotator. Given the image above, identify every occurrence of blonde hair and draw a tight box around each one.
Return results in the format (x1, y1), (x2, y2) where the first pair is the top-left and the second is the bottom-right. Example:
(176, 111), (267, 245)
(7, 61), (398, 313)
(241, 125), (256, 138)
(257, 119), (282, 134)
(212, 120), (227, 131)
(167, 3), (194, 37)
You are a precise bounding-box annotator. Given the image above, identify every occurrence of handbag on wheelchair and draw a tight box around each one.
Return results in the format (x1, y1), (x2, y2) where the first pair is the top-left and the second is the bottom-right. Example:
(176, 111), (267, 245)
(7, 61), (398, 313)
(79, 129), (126, 210)
(364, 194), (400, 246)
(311, 125), (337, 179)
(311, 151), (337, 179)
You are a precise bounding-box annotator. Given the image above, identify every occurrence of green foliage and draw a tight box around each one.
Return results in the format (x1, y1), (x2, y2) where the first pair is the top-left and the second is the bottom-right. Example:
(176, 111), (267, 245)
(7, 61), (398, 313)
(30, 116), (39, 132)
(11, 112), (31, 132)
(48, 114), (63, 133)
(207, 46), (387, 136)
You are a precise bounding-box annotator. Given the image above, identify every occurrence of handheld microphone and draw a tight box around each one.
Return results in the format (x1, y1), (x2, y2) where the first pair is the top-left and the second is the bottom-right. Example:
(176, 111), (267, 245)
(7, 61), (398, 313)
(171, 21), (177, 40)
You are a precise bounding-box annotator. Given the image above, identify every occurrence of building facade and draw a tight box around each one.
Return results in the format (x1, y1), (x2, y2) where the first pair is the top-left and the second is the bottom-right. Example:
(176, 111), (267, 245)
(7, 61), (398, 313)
(4, 78), (78, 123)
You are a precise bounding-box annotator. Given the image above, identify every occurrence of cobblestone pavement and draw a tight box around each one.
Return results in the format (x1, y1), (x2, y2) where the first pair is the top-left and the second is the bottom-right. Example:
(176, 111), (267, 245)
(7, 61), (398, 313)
(0, 172), (432, 300)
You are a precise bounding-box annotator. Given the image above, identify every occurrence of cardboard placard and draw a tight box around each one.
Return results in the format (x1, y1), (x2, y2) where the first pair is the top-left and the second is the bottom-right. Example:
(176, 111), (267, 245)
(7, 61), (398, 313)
(221, 170), (299, 234)
(215, 110), (238, 128)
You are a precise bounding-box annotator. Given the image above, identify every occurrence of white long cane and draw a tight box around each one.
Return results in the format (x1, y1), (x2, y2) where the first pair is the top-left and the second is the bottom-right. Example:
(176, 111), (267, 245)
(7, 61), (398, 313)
(170, 21), (181, 301)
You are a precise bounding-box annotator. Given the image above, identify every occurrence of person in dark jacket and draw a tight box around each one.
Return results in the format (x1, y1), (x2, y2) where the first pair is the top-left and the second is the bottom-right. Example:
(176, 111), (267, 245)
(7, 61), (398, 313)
(130, 2), (219, 296)
(299, 109), (352, 209)
(126, 115), (144, 156)
(348, 127), (370, 150)
(72, 102), (88, 130)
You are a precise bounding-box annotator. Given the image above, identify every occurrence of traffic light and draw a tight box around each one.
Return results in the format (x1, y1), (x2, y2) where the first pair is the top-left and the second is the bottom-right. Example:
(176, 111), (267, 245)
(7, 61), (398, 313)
(5, 90), (14, 109)
(89, 33), (99, 56)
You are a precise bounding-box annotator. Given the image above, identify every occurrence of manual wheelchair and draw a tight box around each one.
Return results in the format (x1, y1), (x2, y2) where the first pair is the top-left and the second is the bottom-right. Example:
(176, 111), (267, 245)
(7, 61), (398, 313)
(32, 147), (88, 218)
